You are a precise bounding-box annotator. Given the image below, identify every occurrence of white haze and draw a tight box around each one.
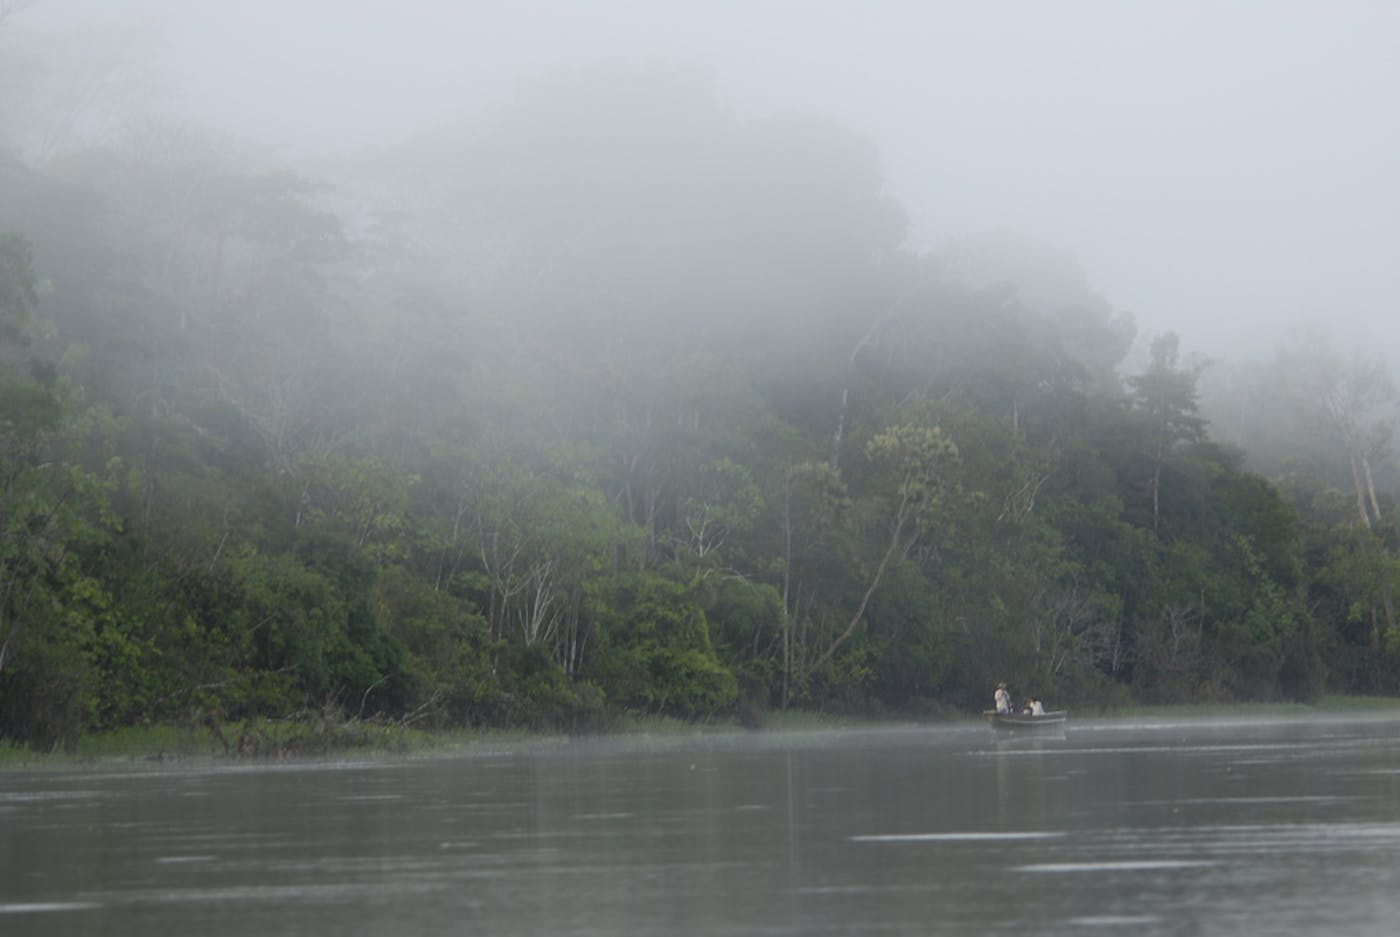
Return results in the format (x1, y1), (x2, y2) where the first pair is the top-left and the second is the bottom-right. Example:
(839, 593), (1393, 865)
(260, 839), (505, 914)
(14, 0), (1400, 364)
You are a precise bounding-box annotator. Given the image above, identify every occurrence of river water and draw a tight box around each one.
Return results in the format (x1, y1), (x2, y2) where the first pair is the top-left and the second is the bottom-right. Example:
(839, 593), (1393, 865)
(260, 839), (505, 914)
(3, 714), (1400, 935)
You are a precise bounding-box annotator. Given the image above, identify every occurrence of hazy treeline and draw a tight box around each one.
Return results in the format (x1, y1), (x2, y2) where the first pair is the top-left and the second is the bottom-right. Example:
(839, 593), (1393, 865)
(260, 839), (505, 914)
(2, 63), (1397, 749)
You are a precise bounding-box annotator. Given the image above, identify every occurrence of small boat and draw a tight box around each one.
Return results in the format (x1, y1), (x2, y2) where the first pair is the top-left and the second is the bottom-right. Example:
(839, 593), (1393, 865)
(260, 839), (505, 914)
(983, 710), (1067, 730)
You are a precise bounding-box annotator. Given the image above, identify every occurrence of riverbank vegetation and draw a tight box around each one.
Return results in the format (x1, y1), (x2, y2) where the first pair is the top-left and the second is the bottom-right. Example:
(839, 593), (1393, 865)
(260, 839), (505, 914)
(3, 699), (1396, 770)
(2, 61), (1398, 752)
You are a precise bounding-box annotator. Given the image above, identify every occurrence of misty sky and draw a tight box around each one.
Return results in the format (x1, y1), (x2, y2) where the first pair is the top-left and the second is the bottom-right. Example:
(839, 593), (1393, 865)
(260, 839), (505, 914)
(16, 0), (1400, 363)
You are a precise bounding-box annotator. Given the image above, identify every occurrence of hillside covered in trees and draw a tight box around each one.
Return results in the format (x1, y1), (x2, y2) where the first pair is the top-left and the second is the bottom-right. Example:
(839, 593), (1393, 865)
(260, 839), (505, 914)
(2, 65), (1398, 750)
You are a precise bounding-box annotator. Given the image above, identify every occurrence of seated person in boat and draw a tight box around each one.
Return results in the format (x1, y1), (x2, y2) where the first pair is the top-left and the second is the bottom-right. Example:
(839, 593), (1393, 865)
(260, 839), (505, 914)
(1028, 697), (1046, 716)
(994, 682), (1012, 714)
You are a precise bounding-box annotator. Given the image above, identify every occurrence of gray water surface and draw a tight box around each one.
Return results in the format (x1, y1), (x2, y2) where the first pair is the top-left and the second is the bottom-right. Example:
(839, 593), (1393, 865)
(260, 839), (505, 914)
(3, 715), (1400, 935)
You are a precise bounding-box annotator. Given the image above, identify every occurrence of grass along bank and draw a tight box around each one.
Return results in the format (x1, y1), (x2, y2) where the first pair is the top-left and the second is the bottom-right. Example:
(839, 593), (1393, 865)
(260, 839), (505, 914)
(0, 715), (554, 769)
(1072, 695), (1400, 721)
(3, 697), (1396, 769)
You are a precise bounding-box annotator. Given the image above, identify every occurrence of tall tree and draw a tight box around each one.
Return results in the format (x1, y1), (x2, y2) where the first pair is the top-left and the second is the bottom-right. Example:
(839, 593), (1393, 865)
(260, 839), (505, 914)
(1128, 332), (1207, 532)
(0, 233), (116, 746)
(805, 423), (960, 677)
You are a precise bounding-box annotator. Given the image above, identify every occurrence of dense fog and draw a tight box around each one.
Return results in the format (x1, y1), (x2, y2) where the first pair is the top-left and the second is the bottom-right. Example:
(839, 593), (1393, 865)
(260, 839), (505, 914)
(1, 1), (1397, 747)
(9, 0), (1399, 363)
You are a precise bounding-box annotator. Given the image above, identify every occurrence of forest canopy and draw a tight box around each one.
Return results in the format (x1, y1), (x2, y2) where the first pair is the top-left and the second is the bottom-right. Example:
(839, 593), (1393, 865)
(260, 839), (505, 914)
(1, 61), (1397, 749)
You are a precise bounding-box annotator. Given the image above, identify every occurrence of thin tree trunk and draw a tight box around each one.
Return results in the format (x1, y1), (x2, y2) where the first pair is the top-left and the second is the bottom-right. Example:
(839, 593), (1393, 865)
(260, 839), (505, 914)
(1346, 444), (1372, 528)
(831, 280), (919, 472)
(1361, 454), (1383, 523)
(806, 493), (911, 675)
(1151, 462), (1161, 532)
(780, 478), (793, 710)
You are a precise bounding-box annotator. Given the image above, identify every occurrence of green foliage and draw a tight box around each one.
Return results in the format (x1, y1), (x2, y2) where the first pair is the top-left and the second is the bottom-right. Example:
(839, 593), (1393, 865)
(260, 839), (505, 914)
(0, 69), (1385, 749)
(0, 231), (39, 344)
(862, 423), (960, 520)
(375, 562), (500, 724)
(223, 533), (412, 712)
(590, 576), (738, 717)
(1311, 524), (1400, 693)
(708, 577), (784, 662)
(862, 559), (954, 706)
(0, 233), (119, 748)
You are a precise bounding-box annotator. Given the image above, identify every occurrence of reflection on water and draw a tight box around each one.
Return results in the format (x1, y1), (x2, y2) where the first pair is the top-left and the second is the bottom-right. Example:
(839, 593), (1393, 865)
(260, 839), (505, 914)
(1018, 859), (1218, 872)
(850, 832), (1064, 842)
(2, 715), (1399, 935)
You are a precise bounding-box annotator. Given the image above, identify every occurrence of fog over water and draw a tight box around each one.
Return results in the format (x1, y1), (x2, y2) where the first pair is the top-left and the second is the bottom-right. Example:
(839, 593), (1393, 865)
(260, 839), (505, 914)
(4, 717), (1400, 935)
(10, 0), (1400, 363)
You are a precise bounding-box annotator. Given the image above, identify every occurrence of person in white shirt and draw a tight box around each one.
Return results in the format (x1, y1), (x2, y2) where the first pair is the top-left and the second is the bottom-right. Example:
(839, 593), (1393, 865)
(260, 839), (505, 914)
(1029, 697), (1046, 716)
(994, 682), (1012, 714)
